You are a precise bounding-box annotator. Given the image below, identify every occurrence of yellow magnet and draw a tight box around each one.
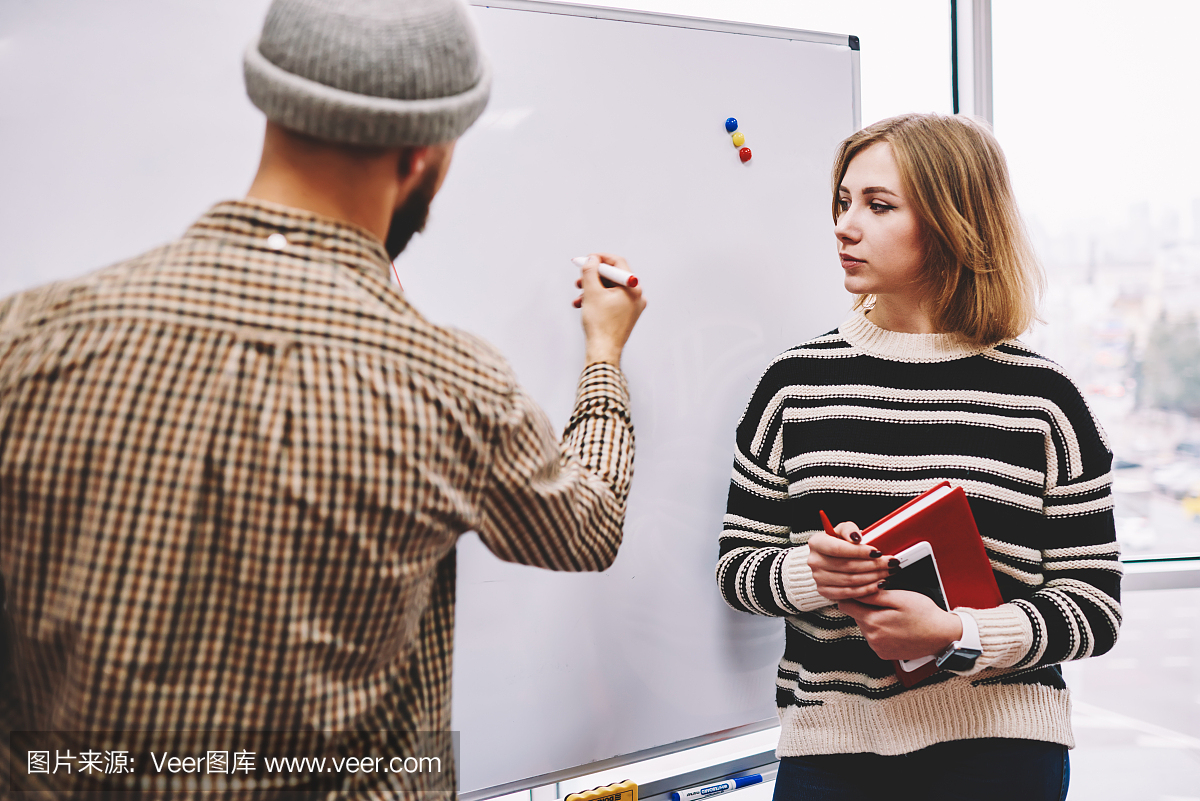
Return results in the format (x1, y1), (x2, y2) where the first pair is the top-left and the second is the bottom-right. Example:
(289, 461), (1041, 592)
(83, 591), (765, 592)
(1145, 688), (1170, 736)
(731, 132), (745, 147)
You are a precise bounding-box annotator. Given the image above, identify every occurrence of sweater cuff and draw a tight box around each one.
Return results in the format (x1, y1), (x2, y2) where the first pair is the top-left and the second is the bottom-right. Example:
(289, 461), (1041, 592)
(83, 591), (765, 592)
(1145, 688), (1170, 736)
(575, 362), (630, 410)
(783, 546), (828, 613)
(948, 604), (1033, 675)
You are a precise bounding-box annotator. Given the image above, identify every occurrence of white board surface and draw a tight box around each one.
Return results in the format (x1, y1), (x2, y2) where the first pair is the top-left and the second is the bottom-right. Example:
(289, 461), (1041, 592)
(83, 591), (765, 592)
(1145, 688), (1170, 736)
(413, 4), (858, 792)
(0, 0), (857, 794)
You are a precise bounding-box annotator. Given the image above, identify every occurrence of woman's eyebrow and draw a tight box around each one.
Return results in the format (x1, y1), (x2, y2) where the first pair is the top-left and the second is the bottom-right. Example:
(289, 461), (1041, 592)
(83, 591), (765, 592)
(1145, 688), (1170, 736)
(838, 184), (900, 197)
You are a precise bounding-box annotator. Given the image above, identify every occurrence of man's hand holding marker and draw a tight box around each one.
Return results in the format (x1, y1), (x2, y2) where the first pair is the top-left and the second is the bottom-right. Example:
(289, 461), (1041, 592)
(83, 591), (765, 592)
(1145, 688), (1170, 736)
(571, 253), (646, 367)
(572, 255), (639, 287)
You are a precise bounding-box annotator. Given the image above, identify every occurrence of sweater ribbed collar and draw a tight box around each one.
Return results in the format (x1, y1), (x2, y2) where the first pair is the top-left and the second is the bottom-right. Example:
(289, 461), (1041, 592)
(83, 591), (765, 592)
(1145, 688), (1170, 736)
(839, 309), (990, 363)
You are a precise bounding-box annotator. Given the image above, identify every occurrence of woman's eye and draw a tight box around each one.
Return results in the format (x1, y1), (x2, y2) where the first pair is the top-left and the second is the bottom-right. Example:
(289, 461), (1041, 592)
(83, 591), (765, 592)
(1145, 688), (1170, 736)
(837, 199), (850, 212)
(870, 202), (895, 214)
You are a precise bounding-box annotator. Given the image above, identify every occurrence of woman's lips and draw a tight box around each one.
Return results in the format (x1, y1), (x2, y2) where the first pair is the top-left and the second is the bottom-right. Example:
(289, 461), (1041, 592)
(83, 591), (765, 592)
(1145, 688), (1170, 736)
(840, 254), (865, 269)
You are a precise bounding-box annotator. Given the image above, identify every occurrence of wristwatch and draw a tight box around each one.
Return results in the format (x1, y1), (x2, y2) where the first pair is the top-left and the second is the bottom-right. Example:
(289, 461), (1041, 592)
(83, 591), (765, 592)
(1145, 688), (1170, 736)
(936, 610), (982, 672)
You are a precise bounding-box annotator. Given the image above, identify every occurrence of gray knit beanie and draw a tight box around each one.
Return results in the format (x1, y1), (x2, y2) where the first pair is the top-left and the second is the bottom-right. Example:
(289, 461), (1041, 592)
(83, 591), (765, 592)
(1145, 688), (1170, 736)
(244, 0), (491, 147)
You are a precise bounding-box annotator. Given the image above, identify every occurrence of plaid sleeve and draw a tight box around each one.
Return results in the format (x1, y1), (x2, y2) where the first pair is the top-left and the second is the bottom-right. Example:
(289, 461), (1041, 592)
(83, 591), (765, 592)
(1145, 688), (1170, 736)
(476, 362), (633, 571)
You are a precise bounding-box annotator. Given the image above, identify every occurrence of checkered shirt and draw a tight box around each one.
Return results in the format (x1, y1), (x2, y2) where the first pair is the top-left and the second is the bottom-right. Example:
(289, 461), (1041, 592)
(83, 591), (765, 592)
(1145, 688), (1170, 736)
(0, 199), (634, 797)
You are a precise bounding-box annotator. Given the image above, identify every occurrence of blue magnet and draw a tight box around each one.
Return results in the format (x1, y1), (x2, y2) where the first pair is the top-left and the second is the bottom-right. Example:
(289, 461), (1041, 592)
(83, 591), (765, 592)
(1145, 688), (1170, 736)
(725, 117), (738, 133)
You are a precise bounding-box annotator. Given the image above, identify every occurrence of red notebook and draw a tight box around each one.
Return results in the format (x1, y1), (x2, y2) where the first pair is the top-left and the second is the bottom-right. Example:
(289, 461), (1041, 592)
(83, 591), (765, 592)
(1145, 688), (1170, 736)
(823, 481), (1003, 687)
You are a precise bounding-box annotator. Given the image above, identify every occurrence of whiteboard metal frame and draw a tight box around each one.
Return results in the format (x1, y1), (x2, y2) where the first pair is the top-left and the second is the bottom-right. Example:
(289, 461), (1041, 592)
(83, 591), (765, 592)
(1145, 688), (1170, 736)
(471, 0), (858, 51)
(850, 37), (862, 132)
(459, 718), (779, 801)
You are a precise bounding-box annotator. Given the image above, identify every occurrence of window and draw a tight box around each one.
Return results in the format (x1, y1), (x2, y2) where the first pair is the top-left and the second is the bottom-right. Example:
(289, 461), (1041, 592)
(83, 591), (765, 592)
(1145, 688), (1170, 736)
(994, 0), (1200, 560)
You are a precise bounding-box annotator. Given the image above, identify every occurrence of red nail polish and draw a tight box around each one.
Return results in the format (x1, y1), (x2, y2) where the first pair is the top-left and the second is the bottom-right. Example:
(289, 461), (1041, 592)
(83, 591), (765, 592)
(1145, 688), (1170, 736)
(849, 532), (862, 544)
(878, 581), (888, 590)
(869, 550), (882, 559)
(888, 558), (900, 568)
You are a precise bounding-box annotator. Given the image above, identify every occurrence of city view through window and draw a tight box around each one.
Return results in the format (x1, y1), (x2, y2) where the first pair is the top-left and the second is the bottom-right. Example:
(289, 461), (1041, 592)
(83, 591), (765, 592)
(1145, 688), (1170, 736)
(995, 0), (1200, 561)
(1024, 206), (1200, 558)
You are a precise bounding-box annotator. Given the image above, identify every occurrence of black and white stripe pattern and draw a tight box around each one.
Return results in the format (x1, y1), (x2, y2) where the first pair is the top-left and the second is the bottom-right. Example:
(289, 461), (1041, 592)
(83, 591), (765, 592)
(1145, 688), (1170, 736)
(717, 311), (1121, 753)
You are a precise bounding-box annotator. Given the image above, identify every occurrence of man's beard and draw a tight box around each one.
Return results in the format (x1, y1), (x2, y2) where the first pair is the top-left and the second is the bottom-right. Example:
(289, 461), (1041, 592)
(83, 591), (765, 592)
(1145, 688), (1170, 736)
(384, 165), (440, 261)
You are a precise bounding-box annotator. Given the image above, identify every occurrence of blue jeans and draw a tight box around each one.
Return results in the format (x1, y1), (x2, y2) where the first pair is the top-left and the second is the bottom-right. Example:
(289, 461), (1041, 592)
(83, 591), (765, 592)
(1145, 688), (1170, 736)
(772, 738), (1069, 801)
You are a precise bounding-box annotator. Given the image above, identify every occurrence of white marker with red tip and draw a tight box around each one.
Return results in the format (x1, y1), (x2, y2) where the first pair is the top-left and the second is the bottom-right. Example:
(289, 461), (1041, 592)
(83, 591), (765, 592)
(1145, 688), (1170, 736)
(571, 256), (639, 288)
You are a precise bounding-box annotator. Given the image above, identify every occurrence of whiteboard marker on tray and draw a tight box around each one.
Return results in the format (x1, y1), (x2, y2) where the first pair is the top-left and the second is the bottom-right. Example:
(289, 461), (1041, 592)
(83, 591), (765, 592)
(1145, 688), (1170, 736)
(571, 256), (639, 288)
(670, 775), (762, 801)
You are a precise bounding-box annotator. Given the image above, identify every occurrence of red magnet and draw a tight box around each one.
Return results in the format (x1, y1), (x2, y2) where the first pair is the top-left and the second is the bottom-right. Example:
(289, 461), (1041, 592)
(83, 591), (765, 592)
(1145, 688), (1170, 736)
(739, 147), (752, 163)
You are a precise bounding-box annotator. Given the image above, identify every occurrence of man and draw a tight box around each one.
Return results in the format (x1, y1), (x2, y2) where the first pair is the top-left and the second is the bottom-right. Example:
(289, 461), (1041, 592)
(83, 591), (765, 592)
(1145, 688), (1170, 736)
(0, 0), (645, 795)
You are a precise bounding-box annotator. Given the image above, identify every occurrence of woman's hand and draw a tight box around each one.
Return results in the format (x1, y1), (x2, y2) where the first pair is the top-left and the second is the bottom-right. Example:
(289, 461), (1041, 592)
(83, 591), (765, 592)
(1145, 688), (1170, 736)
(838, 590), (963, 661)
(807, 521), (897, 601)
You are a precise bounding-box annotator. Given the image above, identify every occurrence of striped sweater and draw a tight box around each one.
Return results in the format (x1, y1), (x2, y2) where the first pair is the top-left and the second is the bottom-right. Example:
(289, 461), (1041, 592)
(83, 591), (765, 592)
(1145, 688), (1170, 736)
(716, 310), (1122, 757)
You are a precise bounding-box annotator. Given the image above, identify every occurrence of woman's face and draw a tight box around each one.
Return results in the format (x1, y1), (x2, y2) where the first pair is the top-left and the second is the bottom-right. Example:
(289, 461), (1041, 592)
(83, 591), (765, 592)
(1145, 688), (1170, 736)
(835, 142), (926, 301)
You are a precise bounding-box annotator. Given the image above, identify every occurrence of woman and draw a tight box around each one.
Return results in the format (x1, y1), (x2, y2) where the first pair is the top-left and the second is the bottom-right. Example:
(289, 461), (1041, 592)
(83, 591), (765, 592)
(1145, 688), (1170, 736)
(715, 114), (1120, 800)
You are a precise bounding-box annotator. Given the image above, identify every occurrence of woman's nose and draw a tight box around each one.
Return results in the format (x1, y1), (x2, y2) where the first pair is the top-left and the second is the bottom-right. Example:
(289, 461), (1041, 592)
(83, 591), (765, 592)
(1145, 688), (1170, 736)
(835, 208), (859, 243)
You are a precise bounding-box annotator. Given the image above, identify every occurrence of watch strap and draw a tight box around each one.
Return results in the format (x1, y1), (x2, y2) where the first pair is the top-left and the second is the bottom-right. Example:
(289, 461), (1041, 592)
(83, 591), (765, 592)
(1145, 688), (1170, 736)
(952, 609), (981, 652)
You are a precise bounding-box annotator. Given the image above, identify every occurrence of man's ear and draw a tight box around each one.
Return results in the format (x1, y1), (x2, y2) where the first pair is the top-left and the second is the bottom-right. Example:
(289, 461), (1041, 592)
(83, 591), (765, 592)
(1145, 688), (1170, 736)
(396, 146), (430, 181)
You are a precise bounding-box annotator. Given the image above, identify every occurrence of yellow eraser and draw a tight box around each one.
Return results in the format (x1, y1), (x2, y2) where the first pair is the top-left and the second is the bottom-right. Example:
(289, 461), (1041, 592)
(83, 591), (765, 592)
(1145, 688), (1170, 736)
(565, 779), (638, 801)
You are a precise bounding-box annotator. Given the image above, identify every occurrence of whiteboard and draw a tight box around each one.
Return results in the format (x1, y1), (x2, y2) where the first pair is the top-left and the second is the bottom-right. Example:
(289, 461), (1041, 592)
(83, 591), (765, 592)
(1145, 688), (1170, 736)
(0, 0), (858, 794)
(410, 3), (859, 793)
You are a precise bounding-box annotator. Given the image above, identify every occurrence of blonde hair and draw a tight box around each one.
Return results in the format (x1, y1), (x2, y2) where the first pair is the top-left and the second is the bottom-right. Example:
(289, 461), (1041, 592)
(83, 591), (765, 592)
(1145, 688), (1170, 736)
(831, 113), (1044, 347)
